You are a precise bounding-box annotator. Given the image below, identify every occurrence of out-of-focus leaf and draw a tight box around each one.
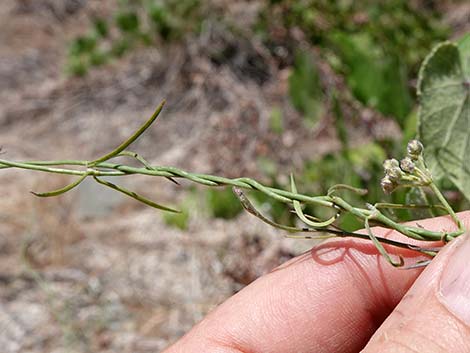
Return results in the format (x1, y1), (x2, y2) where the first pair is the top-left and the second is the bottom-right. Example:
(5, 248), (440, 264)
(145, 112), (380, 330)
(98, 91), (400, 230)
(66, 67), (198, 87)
(349, 143), (386, 170)
(330, 32), (412, 123)
(458, 33), (470, 76)
(148, 4), (168, 26)
(66, 56), (88, 76)
(93, 18), (109, 38)
(206, 188), (243, 219)
(381, 54), (413, 122)
(288, 51), (324, 124)
(69, 35), (97, 56)
(257, 157), (278, 178)
(89, 49), (108, 66)
(269, 107), (284, 134)
(403, 109), (418, 144)
(331, 33), (382, 107)
(406, 188), (433, 219)
(111, 38), (131, 57)
(418, 40), (470, 200)
(337, 212), (362, 232)
(115, 11), (140, 32)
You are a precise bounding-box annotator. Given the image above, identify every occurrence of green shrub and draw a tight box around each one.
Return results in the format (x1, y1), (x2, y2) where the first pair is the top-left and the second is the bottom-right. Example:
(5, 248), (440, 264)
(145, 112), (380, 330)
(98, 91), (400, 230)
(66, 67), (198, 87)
(115, 11), (140, 33)
(206, 188), (243, 220)
(93, 18), (109, 38)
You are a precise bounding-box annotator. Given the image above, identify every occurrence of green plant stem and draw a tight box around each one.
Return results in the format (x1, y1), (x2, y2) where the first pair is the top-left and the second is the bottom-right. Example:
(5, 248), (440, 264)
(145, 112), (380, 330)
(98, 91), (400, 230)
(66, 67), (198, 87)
(428, 181), (463, 230)
(374, 202), (446, 211)
(291, 174), (337, 227)
(0, 159), (95, 176)
(2, 156), (456, 241)
(412, 156), (462, 230)
(0, 159), (335, 207)
(1, 154), (463, 245)
(0, 101), (465, 267)
(365, 215), (404, 267)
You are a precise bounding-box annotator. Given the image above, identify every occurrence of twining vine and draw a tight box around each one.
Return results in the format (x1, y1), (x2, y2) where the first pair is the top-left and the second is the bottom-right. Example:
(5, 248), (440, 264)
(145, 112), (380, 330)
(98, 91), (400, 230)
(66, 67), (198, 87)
(0, 100), (464, 269)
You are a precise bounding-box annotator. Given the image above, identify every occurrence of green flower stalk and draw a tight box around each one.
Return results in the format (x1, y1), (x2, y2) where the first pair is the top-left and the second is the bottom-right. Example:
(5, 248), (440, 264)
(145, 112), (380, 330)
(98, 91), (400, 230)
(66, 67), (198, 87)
(0, 102), (465, 268)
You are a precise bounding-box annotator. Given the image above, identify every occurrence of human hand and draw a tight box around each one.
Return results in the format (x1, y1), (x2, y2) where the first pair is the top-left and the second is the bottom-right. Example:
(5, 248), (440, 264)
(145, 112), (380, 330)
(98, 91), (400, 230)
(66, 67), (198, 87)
(164, 211), (470, 353)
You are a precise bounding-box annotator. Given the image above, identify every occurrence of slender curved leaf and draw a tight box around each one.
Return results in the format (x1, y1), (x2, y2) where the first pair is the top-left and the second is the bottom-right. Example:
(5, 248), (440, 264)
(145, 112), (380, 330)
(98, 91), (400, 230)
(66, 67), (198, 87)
(418, 40), (470, 200)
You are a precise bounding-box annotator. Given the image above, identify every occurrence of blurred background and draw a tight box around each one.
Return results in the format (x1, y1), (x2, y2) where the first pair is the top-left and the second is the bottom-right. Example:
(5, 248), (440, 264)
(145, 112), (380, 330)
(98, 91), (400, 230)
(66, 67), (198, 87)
(0, 0), (469, 352)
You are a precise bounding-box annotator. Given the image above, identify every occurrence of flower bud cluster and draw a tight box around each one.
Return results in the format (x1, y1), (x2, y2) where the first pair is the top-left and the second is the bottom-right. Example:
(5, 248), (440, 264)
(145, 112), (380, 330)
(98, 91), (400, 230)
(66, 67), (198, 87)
(381, 158), (402, 194)
(380, 140), (424, 194)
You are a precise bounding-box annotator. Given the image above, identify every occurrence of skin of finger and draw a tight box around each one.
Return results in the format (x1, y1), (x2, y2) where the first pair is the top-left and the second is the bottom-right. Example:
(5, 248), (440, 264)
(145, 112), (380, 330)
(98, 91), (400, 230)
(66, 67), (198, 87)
(164, 211), (470, 353)
(362, 233), (470, 353)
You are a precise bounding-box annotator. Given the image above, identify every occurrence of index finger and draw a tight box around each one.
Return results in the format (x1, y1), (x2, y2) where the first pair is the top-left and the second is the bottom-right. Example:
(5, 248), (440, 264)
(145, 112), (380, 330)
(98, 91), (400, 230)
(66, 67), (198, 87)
(164, 211), (470, 353)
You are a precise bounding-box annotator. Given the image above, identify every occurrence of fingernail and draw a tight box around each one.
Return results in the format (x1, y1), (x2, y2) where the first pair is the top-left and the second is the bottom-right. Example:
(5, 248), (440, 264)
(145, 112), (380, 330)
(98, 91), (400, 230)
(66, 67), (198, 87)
(440, 234), (470, 325)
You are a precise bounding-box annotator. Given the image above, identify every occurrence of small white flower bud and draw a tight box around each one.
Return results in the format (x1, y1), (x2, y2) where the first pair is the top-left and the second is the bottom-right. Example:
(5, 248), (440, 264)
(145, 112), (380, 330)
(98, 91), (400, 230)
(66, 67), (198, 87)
(407, 140), (423, 160)
(386, 166), (402, 182)
(383, 158), (399, 172)
(381, 176), (395, 194)
(400, 157), (415, 173)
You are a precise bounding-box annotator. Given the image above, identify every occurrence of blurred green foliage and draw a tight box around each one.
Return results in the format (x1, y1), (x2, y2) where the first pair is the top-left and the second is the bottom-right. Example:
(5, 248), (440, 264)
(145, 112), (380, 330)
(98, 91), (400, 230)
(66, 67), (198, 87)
(288, 52), (324, 125)
(69, 0), (448, 125)
(162, 203), (190, 230)
(257, 0), (448, 126)
(115, 11), (140, 33)
(206, 188), (243, 220)
(330, 32), (412, 122)
(269, 107), (284, 134)
(162, 189), (197, 230)
(66, 0), (203, 76)
(163, 186), (245, 228)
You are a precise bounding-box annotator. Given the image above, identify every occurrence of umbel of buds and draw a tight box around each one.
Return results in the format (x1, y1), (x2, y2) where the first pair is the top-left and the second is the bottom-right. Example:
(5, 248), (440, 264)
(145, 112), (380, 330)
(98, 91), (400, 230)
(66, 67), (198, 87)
(381, 158), (403, 193)
(380, 140), (424, 194)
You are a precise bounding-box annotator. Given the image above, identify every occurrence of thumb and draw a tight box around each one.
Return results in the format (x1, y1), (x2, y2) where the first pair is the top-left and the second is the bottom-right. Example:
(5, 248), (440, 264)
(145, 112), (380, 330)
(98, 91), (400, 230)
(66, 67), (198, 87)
(363, 232), (470, 353)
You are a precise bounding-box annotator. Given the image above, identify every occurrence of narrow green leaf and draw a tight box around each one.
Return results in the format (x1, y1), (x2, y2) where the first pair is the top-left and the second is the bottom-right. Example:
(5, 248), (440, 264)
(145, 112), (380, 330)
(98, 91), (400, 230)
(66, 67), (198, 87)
(365, 217), (404, 267)
(232, 187), (302, 232)
(32, 172), (90, 197)
(290, 174), (336, 228)
(93, 176), (180, 213)
(89, 100), (165, 166)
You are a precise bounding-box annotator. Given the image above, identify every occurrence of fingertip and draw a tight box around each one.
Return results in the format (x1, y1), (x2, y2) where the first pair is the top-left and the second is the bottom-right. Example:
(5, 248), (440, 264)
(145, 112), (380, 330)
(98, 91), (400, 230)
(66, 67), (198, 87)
(363, 231), (470, 353)
(164, 212), (470, 353)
